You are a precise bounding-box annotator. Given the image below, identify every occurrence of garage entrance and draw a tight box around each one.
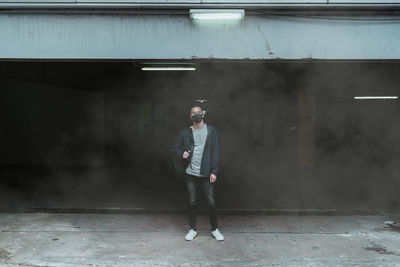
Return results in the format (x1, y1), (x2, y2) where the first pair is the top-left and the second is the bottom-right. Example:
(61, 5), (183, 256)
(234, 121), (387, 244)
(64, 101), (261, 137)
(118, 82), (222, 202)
(1, 61), (399, 213)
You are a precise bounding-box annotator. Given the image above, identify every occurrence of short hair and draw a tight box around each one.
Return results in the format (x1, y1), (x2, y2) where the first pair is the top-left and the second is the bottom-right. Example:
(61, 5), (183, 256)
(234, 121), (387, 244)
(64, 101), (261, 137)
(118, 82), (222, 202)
(189, 103), (203, 113)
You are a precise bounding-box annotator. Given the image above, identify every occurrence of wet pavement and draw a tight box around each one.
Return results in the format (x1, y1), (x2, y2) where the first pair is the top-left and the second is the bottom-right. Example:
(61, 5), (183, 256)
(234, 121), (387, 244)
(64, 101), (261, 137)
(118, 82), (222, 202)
(0, 213), (400, 266)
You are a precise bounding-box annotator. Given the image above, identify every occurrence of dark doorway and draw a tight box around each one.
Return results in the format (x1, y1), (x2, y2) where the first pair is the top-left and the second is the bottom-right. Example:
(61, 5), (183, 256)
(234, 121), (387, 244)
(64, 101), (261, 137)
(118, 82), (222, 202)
(1, 61), (399, 213)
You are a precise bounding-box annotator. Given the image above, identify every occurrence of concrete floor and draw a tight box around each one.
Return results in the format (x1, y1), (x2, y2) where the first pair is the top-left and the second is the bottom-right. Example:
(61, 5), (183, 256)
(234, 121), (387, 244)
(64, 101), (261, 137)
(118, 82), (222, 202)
(0, 213), (400, 266)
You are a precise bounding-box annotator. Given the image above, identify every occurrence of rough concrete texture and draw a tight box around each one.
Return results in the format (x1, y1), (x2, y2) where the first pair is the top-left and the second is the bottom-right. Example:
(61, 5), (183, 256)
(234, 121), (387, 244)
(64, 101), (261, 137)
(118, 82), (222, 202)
(0, 213), (400, 266)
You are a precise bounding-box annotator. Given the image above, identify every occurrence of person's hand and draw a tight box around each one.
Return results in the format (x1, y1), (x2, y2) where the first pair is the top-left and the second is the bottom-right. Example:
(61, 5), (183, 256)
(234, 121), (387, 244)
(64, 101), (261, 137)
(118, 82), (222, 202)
(210, 173), (217, 183)
(182, 151), (190, 159)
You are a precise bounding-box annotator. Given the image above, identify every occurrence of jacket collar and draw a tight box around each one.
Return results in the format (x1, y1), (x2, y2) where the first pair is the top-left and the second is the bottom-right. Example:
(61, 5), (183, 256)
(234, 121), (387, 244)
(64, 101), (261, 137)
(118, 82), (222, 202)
(188, 123), (213, 143)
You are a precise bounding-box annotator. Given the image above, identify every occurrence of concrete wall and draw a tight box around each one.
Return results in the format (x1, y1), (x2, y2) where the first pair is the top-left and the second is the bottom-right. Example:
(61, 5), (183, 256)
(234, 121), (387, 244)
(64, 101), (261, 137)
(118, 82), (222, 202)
(0, 12), (399, 60)
(1, 0), (400, 5)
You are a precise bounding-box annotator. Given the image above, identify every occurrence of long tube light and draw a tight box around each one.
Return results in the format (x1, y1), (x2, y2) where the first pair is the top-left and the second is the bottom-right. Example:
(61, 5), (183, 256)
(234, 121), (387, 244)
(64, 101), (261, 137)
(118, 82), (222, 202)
(141, 67), (196, 71)
(354, 96), (398, 100)
(189, 9), (245, 20)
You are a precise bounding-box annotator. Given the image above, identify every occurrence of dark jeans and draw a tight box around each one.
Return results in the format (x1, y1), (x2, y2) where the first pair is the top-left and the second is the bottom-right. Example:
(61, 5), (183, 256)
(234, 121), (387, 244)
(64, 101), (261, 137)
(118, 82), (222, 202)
(185, 173), (218, 231)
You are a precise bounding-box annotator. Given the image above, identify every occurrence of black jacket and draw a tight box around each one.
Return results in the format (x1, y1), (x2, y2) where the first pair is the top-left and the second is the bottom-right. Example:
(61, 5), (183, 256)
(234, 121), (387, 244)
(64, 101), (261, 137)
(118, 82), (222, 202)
(173, 124), (220, 177)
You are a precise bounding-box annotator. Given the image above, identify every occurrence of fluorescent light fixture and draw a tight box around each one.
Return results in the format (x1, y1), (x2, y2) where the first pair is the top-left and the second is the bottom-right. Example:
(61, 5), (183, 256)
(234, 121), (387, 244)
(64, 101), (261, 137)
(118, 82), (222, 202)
(354, 96), (398, 100)
(190, 9), (245, 21)
(141, 67), (196, 71)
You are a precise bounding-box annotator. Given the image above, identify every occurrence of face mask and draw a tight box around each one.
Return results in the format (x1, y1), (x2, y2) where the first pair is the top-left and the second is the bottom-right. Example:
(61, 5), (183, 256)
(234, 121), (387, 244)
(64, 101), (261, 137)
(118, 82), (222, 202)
(191, 113), (203, 123)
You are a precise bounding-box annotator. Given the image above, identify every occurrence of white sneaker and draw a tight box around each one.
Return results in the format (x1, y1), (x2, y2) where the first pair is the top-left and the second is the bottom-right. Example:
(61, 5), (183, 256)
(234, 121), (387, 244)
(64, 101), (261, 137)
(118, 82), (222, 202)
(211, 228), (224, 241)
(185, 229), (197, 241)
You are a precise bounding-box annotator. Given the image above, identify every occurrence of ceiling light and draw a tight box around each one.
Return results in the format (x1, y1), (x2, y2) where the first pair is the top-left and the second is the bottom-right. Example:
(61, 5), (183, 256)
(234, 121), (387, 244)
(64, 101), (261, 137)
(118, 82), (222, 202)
(354, 96), (398, 100)
(141, 67), (196, 71)
(189, 9), (245, 21)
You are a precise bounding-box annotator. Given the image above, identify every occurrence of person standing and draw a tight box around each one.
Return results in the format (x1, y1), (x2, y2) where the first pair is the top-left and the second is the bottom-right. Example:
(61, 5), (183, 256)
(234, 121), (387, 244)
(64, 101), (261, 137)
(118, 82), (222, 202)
(173, 104), (224, 241)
